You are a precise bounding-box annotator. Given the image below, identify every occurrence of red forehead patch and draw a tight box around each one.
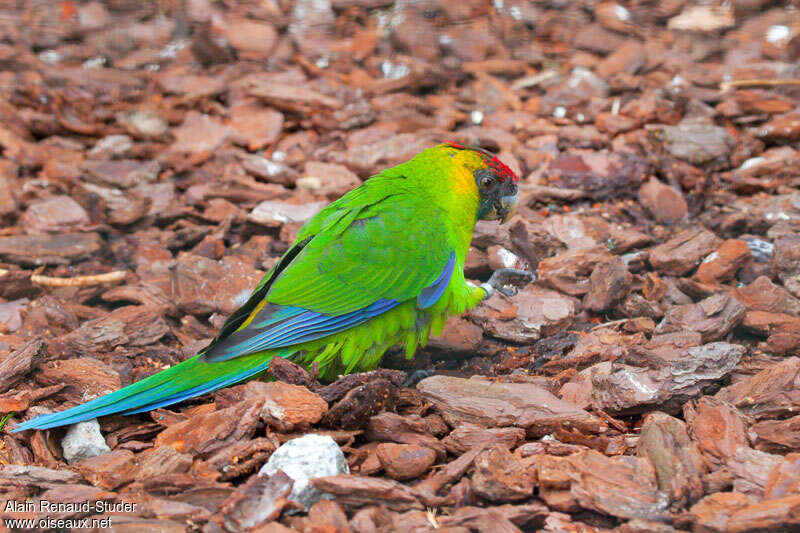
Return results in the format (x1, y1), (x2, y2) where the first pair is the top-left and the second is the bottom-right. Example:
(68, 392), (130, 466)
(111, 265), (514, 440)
(446, 141), (518, 183)
(484, 155), (517, 184)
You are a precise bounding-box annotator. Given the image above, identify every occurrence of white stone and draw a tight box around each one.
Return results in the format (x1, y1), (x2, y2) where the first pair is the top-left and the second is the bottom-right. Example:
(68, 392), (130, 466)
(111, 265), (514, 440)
(381, 60), (410, 79)
(497, 247), (518, 268)
(38, 50), (61, 65)
(296, 177), (322, 191)
(740, 156), (765, 169)
(61, 419), (111, 464)
(613, 4), (630, 21)
(766, 25), (790, 45)
(259, 434), (349, 510)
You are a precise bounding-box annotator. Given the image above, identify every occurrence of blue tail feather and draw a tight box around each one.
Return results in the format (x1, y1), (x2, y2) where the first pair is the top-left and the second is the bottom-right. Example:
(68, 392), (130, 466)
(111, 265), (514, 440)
(11, 353), (279, 432)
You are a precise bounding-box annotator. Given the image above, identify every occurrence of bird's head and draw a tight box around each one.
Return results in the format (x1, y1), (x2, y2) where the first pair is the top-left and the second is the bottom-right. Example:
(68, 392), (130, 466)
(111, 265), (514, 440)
(443, 142), (519, 223)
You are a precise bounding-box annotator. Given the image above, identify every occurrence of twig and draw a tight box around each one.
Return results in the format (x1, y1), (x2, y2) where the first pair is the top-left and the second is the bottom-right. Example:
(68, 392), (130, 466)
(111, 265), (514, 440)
(510, 70), (559, 91)
(0, 412), (14, 432)
(611, 97), (621, 115)
(720, 78), (800, 91)
(593, 408), (628, 433)
(521, 183), (586, 202)
(426, 508), (441, 529)
(415, 442), (488, 501)
(31, 270), (127, 287)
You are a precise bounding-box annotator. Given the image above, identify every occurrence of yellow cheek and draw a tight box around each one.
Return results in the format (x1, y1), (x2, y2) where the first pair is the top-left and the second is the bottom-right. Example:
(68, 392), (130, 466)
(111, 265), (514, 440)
(451, 165), (479, 197)
(449, 152), (482, 194)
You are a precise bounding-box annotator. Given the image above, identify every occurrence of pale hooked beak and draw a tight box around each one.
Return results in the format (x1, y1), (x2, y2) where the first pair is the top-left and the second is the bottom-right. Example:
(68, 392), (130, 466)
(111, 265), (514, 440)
(499, 193), (518, 224)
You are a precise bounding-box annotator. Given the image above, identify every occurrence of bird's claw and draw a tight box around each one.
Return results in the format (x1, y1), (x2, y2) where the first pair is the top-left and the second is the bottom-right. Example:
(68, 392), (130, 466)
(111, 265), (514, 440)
(403, 369), (435, 387)
(497, 285), (519, 297)
(482, 268), (536, 298)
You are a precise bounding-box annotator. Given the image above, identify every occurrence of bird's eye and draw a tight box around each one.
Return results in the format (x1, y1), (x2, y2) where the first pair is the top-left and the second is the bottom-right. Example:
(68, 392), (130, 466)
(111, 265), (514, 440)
(480, 176), (494, 189)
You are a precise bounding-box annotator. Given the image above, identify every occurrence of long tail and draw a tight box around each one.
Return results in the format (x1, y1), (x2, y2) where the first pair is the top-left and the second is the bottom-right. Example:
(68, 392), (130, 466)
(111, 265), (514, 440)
(11, 349), (288, 432)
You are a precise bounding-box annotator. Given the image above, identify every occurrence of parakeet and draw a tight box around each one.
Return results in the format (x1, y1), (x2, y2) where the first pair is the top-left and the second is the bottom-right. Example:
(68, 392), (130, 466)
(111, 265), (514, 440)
(13, 143), (533, 431)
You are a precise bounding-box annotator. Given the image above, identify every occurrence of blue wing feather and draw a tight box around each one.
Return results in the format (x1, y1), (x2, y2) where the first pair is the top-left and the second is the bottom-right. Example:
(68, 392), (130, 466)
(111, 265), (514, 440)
(201, 254), (454, 363)
(417, 252), (456, 309)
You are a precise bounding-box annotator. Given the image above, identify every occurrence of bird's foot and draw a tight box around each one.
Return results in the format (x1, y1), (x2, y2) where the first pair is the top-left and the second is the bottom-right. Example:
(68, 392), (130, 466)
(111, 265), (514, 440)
(403, 369), (435, 387)
(481, 268), (536, 298)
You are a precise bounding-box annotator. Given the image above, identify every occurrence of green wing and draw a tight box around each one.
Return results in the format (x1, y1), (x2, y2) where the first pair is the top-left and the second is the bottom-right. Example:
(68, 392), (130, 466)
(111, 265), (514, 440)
(200, 176), (456, 362)
(268, 184), (453, 314)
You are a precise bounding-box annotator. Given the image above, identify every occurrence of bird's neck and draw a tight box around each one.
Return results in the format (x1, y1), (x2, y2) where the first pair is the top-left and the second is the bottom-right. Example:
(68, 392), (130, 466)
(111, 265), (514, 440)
(394, 150), (482, 261)
(427, 164), (481, 262)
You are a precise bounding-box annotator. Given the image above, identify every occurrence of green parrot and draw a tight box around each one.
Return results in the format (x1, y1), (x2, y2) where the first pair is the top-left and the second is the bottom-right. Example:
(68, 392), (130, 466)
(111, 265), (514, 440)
(13, 143), (533, 431)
